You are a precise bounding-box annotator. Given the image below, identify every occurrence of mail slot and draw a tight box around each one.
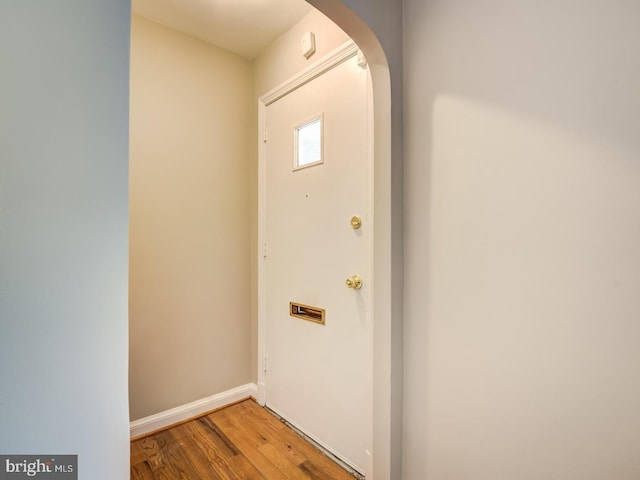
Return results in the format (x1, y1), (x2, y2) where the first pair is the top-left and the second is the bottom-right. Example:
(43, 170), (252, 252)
(290, 302), (325, 325)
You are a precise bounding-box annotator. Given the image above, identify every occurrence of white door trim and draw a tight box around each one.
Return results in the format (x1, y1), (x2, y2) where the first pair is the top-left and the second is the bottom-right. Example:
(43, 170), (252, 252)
(260, 40), (358, 108)
(257, 39), (360, 405)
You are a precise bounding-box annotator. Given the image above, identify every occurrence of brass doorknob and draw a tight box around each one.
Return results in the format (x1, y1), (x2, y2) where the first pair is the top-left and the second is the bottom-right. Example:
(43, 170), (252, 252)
(345, 275), (363, 290)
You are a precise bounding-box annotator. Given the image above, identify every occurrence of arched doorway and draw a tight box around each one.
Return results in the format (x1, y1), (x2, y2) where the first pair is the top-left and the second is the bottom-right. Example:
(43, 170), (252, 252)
(248, 1), (400, 476)
(303, 2), (402, 479)
(128, 0), (401, 478)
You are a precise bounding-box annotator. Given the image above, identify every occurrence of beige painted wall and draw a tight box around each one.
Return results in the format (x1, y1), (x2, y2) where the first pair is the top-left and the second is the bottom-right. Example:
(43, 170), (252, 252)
(129, 14), (253, 420)
(250, 9), (351, 379)
(403, 0), (640, 478)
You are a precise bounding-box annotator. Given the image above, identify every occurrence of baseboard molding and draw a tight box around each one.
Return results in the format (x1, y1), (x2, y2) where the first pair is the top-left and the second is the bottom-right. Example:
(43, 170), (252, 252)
(130, 383), (257, 439)
(256, 382), (266, 406)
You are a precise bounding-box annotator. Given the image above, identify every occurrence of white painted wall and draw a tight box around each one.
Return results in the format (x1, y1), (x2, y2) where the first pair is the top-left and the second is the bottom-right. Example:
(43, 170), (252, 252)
(403, 0), (640, 478)
(0, 2), (131, 479)
(129, 14), (253, 420)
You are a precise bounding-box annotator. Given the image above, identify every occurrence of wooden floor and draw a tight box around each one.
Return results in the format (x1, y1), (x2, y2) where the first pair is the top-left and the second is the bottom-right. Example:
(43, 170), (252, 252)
(131, 399), (357, 480)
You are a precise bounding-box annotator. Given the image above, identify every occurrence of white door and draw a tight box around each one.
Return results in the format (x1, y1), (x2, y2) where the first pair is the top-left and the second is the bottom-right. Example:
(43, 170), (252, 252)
(262, 51), (372, 475)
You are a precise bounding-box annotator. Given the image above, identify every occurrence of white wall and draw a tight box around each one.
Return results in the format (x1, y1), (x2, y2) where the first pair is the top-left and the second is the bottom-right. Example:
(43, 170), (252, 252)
(129, 14), (253, 420)
(0, 2), (131, 479)
(403, 0), (640, 478)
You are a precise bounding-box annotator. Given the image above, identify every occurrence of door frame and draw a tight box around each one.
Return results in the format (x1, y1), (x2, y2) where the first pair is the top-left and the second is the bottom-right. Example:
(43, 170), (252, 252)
(257, 38), (382, 473)
(258, 39), (373, 474)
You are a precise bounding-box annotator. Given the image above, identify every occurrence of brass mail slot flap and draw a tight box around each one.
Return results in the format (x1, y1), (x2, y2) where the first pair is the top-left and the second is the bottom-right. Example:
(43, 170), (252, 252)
(290, 302), (325, 325)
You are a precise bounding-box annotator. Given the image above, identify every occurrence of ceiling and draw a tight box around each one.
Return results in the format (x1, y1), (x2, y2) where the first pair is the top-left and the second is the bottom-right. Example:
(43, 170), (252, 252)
(132, 0), (313, 60)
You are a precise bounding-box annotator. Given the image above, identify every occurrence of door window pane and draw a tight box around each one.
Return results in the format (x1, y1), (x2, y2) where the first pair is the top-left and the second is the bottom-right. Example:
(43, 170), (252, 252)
(295, 116), (322, 170)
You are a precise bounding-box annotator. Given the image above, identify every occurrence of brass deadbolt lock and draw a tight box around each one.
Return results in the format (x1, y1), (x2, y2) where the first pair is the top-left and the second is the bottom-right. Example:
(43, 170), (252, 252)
(345, 275), (363, 290)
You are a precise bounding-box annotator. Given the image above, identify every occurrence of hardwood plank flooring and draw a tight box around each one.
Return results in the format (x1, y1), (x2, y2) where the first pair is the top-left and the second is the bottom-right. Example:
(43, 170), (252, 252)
(130, 399), (357, 480)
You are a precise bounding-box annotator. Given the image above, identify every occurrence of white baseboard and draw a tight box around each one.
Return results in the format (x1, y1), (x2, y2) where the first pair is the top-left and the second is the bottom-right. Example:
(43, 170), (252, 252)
(130, 383), (257, 439)
(256, 382), (266, 406)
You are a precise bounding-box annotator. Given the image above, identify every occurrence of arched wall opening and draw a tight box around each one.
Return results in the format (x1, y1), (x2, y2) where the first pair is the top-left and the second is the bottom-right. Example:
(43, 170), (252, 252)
(129, 1), (403, 478)
(303, 2), (403, 479)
